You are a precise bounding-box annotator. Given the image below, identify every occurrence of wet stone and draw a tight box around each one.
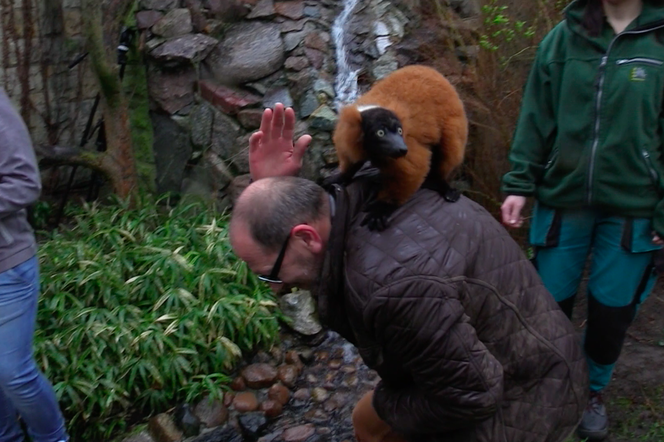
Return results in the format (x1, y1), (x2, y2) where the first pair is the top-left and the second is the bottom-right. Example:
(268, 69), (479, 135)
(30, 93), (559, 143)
(282, 424), (316, 442)
(260, 399), (283, 418)
(223, 392), (235, 407)
(303, 409), (329, 424)
(277, 364), (299, 388)
(242, 363), (278, 389)
(285, 350), (305, 370)
(239, 412), (269, 439)
(233, 392), (259, 412)
(231, 376), (246, 391)
(190, 425), (243, 442)
(194, 396), (229, 428)
(311, 387), (329, 403)
(173, 403), (201, 437)
(268, 383), (291, 405)
(298, 348), (315, 365)
(306, 374), (318, 384)
(292, 388), (310, 402)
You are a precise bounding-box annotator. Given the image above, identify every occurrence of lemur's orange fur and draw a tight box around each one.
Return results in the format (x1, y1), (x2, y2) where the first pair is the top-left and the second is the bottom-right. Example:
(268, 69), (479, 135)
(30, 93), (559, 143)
(332, 65), (468, 206)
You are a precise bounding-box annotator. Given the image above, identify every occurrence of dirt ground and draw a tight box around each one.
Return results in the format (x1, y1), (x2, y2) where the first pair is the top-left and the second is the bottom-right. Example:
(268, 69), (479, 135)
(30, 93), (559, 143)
(567, 277), (664, 441)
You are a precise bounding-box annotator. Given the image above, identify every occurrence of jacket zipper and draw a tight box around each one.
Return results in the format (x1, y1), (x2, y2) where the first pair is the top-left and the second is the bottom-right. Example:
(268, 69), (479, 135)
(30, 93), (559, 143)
(586, 22), (664, 205)
(616, 57), (663, 66)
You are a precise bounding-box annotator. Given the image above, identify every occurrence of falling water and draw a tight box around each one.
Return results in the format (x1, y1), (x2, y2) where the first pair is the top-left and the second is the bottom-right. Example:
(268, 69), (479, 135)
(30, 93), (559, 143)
(332, 0), (362, 110)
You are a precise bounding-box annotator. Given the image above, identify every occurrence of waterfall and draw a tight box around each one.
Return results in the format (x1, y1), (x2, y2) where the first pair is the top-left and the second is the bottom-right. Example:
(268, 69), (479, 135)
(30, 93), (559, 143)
(332, 0), (362, 111)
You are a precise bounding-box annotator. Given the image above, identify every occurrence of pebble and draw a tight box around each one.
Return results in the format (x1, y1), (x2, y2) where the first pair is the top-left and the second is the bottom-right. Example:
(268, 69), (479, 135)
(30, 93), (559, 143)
(268, 383), (291, 405)
(260, 399), (283, 418)
(233, 392), (259, 412)
(242, 363), (278, 389)
(282, 424), (315, 442)
(223, 392), (235, 408)
(292, 388), (310, 402)
(193, 396), (229, 428)
(277, 364), (299, 387)
(328, 359), (342, 369)
(230, 376), (246, 391)
(304, 409), (329, 423)
(311, 387), (329, 403)
(340, 365), (356, 374)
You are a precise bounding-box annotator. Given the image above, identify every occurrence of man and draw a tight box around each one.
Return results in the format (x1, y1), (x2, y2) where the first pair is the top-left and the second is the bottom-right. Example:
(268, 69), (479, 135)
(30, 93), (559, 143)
(0, 87), (69, 442)
(229, 104), (589, 442)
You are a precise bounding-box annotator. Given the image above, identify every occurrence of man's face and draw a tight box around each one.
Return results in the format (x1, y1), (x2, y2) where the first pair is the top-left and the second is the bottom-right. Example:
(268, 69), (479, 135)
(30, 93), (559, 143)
(230, 223), (327, 293)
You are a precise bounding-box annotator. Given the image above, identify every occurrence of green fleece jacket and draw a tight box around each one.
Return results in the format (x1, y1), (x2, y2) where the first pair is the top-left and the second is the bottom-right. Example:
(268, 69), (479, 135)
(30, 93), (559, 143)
(502, 0), (664, 233)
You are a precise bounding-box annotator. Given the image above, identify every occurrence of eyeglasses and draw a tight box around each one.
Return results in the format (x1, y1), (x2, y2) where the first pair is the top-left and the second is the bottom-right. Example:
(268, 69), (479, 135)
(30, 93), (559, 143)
(257, 232), (291, 284)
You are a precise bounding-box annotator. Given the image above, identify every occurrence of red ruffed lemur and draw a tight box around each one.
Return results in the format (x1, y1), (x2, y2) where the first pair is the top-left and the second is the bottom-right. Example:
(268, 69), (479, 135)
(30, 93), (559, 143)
(328, 64), (468, 231)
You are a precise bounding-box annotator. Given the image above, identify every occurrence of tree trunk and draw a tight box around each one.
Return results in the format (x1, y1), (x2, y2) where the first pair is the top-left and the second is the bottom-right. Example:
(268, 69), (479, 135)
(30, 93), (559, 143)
(80, 0), (138, 201)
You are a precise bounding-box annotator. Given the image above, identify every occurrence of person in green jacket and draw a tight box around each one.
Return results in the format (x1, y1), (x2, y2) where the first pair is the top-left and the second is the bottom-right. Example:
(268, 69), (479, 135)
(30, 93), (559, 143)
(501, 0), (664, 439)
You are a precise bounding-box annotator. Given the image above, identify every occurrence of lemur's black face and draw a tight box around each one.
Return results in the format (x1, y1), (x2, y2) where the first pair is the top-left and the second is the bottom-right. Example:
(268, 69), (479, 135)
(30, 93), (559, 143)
(359, 107), (407, 162)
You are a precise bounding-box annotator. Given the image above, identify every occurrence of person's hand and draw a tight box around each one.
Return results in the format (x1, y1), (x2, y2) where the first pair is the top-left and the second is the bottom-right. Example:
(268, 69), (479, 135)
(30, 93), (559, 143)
(653, 232), (664, 246)
(248, 102), (312, 181)
(501, 195), (527, 228)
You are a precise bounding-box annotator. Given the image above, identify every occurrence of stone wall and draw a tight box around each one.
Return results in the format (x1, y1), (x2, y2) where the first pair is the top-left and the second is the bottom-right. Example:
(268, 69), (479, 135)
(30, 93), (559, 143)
(1, 0), (482, 205)
(141, 0), (481, 208)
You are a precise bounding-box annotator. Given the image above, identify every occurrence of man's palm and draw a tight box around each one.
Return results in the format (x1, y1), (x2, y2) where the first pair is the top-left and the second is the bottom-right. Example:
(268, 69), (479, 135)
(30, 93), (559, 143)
(249, 103), (312, 180)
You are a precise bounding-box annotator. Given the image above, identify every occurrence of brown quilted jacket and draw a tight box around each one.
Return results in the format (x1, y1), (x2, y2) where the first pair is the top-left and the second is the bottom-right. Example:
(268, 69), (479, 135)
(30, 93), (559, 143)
(316, 174), (588, 442)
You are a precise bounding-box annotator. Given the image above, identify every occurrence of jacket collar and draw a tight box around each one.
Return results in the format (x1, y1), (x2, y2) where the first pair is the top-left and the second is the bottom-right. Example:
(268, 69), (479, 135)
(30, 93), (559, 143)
(314, 182), (355, 342)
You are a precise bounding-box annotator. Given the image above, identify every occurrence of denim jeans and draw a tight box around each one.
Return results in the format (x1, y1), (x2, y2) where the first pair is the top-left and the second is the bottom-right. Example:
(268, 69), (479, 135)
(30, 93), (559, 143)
(0, 256), (68, 442)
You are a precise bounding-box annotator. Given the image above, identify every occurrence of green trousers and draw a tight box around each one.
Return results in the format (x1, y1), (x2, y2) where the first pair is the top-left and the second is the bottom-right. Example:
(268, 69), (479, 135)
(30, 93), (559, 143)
(530, 202), (660, 392)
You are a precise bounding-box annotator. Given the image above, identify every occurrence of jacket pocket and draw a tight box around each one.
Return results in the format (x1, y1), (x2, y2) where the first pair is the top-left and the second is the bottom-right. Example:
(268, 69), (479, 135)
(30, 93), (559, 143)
(621, 218), (662, 254)
(529, 201), (562, 248)
(616, 58), (664, 67)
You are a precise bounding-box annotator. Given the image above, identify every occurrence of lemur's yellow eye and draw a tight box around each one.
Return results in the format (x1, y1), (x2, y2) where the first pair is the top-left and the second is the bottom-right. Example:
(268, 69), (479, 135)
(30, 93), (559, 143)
(377, 130), (385, 137)
(397, 128), (403, 135)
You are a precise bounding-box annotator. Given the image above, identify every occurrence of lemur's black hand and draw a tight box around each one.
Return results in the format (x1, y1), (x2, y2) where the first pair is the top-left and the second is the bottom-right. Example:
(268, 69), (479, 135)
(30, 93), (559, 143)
(361, 199), (398, 232)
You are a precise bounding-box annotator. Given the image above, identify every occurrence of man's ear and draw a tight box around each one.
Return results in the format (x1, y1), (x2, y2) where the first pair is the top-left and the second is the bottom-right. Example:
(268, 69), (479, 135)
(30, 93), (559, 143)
(291, 224), (324, 254)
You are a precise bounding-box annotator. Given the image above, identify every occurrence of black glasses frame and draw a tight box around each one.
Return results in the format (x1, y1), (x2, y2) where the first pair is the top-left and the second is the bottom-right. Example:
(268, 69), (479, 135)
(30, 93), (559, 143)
(257, 232), (291, 284)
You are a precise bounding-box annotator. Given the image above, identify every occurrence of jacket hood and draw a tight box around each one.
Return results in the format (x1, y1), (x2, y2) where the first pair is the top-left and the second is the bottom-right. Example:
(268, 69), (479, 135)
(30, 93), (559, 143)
(565, 0), (664, 36)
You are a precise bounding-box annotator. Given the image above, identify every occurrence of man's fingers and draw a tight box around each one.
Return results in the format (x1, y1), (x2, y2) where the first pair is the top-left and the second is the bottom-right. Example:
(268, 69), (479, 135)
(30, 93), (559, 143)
(282, 107), (296, 141)
(249, 132), (263, 154)
(293, 134), (312, 160)
(271, 103), (285, 140)
(259, 109), (273, 142)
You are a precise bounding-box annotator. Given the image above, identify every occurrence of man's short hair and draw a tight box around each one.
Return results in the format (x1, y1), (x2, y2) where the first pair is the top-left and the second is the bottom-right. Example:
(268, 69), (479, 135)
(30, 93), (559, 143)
(232, 176), (328, 251)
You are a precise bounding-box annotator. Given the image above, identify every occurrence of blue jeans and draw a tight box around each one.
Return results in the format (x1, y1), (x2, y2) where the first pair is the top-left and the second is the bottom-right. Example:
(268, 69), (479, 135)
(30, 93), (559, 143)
(0, 256), (68, 442)
(530, 203), (660, 392)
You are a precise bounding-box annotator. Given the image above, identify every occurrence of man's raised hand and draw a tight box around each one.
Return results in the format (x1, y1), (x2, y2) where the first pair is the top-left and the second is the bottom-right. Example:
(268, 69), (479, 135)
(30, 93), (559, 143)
(248, 103), (312, 180)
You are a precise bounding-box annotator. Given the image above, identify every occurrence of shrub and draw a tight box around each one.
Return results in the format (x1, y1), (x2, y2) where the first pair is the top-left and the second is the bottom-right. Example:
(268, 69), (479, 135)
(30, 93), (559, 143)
(34, 196), (282, 441)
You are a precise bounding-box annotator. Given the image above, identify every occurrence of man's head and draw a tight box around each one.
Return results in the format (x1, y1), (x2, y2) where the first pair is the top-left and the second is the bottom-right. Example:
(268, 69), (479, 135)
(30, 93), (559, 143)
(229, 176), (332, 292)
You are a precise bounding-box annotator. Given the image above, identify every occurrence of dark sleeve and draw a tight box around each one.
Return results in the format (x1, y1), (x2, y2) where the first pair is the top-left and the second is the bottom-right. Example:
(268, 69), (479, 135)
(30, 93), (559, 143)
(501, 43), (557, 197)
(366, 279), (504, 435)
(0, 89), (41, 219)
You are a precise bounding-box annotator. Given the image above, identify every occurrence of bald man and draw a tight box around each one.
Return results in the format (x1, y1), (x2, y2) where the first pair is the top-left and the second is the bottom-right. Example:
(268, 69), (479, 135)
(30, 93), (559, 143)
(228, 104), (589, 442)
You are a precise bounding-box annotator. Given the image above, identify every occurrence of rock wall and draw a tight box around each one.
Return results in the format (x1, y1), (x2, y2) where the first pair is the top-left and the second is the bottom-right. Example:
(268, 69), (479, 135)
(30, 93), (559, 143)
(142, 0), (481, 208)
(1, 0), (482, 205)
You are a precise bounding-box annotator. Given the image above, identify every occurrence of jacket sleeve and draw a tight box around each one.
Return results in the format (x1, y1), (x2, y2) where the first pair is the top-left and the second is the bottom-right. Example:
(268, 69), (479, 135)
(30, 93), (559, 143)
(0, 89), (41, 219)
(367, 279), (504, 435)
(501, 43), (557, 197)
